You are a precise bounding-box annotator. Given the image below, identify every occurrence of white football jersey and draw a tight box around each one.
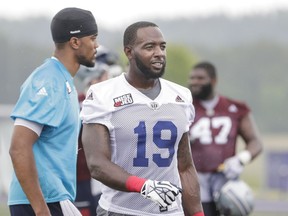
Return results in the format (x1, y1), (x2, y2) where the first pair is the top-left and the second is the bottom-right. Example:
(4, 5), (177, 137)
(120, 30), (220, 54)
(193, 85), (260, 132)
(80, 73), (195, 216)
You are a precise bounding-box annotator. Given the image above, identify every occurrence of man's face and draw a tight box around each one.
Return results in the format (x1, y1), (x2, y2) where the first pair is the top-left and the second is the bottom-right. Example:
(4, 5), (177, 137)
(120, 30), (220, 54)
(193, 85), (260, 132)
(131, 26), (166, 79)
(188, 68), (214, 100)
(77, 34), (98, 68)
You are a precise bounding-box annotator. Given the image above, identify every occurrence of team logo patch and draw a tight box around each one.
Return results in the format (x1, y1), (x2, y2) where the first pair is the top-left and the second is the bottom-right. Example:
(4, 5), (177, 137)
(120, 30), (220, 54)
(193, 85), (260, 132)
(66, 81), (72, 94)
(86, 92), (93, 100)
(175, 95), (184, 102)
(37, 87), (48, 96)
(113, 93), (133, 107)
(149, 102), (160, 110)
(228, 104), (238, 113)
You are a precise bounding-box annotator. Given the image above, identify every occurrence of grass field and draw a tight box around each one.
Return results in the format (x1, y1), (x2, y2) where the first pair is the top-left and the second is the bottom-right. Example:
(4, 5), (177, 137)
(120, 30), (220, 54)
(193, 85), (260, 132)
(0, 203), (9, 216)
(1, 134), (287, 215)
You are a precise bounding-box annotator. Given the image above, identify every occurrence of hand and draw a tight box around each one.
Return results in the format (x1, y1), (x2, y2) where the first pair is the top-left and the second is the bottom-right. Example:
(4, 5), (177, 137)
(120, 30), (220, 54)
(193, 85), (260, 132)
(140, 179), (182, 210)
(222, 156), (244, 179)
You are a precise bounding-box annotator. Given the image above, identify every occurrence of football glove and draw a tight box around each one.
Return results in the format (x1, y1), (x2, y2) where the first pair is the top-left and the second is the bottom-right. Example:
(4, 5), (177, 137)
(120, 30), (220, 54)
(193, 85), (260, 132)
(140, 179), (182, 210)
(222, 156), (244, 180)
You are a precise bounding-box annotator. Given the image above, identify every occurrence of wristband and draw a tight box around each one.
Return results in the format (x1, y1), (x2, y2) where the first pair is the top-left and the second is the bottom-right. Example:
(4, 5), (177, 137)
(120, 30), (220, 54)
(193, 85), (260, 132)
(192, 212), (205, 216)
(125, 176), (146, 192)
(237, 150), (252, 165)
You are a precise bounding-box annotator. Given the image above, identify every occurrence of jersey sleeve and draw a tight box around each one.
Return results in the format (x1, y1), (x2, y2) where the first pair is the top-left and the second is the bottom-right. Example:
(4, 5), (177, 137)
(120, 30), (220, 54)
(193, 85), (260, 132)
(231, 98), (251, 119)
(80, 87), (113, 131)
(186, 88), (195, 132)
(11, 71), (66, 127)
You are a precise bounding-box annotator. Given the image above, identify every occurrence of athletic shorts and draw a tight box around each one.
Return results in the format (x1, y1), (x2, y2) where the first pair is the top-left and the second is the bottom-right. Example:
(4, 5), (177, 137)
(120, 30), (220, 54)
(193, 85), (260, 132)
(9, 199), (82, 216)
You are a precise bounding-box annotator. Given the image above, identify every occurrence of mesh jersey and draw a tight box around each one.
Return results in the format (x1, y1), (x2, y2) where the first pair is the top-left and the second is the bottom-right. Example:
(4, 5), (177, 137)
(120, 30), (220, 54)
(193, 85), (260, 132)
(9, 58), (80, 205)
(80, 74), (195, 216)
(189, 96), (250, 172)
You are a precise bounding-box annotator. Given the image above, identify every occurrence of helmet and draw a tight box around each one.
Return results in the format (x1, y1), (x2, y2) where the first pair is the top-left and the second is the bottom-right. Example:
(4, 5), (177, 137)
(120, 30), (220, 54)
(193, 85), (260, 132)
(96, 45), (119, 65)
(214, 179), (254, 216)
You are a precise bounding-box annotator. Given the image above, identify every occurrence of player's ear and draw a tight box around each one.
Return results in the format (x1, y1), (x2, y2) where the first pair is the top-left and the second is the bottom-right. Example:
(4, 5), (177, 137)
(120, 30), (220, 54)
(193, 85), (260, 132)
(211, 77), (217, 86)
(124, 46), (133, 60)
(70, 37), (81, 49)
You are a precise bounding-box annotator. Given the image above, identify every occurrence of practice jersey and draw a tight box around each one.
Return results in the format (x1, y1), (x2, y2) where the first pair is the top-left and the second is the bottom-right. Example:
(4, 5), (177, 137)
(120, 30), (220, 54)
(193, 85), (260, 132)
(189, 96), (250, 172)
(80, 74), (195, 216)
(9, 58), (80, 205)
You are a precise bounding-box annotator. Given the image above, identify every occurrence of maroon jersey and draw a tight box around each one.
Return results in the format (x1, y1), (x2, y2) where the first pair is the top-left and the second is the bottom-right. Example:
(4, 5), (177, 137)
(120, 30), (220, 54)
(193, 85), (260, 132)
(190, 96), (250, 172)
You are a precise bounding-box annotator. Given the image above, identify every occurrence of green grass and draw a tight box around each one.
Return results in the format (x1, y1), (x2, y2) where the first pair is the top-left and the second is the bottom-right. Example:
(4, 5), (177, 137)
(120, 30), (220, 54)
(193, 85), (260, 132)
(0, 203), (9, 216)
(252, 213), (288, 216)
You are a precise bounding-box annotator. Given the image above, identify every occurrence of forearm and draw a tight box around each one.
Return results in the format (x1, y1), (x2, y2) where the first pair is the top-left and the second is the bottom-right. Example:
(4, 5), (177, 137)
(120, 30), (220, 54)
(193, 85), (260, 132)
(82, 123), (146, 192)
(177, 132), (204, 215)
(240, 113), (263, 160)
(10, 149), (49, 214)
(9, 126), (50, 215)
(180, 167), (203, 215)
(88, 157), (133, 191)
(245, 138), (263, 160)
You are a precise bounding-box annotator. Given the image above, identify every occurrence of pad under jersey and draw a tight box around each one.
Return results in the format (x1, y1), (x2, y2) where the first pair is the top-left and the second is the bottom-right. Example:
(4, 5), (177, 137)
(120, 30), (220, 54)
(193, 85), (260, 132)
(9, 58), (80, 205)
(189, 96), (250, 173)
(80, 74), (195, 216)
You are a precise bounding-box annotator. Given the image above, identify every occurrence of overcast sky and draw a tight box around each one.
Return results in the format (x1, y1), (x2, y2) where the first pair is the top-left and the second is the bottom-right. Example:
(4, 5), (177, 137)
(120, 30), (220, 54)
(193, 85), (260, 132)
(1, 0), (288, 29)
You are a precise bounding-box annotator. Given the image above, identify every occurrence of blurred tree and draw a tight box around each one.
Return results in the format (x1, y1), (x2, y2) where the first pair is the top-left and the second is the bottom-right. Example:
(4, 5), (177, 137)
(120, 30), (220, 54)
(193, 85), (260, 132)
(1, 16), (288, 133)
(165, 43), (199, 86)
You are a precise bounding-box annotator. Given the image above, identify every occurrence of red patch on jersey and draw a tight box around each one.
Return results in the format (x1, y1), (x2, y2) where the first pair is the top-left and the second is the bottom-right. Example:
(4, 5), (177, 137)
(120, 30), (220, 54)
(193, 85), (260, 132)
(113, 93), (133, 107)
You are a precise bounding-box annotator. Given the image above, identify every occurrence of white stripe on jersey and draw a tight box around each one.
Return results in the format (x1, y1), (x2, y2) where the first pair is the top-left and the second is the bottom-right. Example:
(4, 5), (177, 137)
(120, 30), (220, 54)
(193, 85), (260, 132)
(14, 118), (43, 136)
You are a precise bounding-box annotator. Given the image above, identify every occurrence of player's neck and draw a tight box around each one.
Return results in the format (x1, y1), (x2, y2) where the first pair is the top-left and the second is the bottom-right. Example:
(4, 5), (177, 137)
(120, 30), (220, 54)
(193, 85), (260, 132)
(124, 72), (158, 90)
(200, 95), (219, 110)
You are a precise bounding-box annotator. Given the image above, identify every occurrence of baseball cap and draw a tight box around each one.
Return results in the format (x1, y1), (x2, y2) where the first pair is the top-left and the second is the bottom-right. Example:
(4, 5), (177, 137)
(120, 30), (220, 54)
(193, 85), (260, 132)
(51, 7), (98, 43)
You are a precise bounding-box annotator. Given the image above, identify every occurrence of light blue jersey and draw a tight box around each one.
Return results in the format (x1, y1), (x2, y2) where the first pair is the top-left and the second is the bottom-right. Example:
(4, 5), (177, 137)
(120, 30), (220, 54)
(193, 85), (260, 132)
(8, 58), (80, 205)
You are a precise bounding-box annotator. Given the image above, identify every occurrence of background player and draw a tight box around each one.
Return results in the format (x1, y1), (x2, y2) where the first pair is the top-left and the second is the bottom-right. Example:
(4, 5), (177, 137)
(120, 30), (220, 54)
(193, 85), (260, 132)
(188, 61), (263, 216)
(80, 21), (204, 216)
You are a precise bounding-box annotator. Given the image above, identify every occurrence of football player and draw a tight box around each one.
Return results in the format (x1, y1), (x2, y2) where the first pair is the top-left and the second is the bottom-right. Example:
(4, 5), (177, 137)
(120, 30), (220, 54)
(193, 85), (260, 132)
(8, 7), (98, 216)
(188, 61), (263, 216)
(80, 21), (204, 216)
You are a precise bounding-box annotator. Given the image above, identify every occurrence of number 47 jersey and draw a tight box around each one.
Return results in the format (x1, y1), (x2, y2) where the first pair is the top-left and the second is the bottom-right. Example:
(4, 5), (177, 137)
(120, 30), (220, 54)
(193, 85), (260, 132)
(80, 73), (195, 215)
(189, 96), (250, 173)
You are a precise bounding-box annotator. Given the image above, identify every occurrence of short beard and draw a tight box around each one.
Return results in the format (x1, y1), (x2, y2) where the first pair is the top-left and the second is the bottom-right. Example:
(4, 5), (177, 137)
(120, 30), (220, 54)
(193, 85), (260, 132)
(135, 55), (165, 79)
(78, 55), (95, 68)
(192, 83), (213, 100)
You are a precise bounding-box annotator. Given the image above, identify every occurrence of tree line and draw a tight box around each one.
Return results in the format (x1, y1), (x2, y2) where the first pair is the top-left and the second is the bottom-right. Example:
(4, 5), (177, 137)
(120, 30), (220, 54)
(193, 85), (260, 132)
(0, 11), (287, 133)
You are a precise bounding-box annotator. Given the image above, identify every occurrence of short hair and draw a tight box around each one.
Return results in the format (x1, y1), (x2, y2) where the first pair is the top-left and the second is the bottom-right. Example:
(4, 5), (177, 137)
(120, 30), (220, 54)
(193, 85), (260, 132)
(123, 21), (158, 47)
(193, 61), (217, 79)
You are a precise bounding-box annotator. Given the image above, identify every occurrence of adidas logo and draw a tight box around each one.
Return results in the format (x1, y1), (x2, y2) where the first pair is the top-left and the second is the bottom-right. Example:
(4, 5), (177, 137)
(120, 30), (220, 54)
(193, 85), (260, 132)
(228, 104), (238, 113)
(175, 95), (184, 102)
(37, 87), (48, 96)
(86, 92), (93, 100)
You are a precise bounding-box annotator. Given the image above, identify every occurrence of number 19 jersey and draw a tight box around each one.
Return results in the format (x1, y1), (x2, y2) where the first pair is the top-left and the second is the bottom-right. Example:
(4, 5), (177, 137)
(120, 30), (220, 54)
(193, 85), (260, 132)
(80, 73), (195, 216)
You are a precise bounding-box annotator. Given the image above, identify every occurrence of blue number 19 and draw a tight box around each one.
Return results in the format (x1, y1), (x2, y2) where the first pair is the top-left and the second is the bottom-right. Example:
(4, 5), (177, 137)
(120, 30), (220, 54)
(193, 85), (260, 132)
(133, 121), (177, 167)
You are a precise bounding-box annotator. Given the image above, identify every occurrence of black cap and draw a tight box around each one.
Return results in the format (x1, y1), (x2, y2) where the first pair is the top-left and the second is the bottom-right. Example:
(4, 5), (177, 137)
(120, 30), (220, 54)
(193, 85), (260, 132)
(51, 7), (98, 43)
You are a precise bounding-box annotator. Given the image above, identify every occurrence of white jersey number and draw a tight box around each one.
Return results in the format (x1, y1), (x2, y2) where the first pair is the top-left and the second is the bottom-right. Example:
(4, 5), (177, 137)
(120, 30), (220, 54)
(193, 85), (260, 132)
(190, 116), (232, 145)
